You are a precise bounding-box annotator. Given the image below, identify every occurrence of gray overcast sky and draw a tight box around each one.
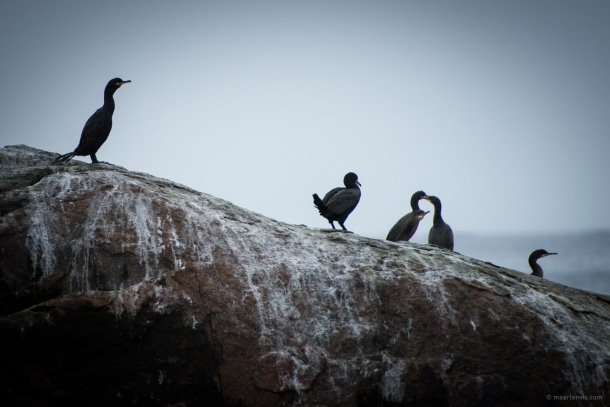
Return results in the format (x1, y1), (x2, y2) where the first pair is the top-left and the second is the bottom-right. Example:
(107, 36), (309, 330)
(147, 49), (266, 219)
(1, 0), (609, 239)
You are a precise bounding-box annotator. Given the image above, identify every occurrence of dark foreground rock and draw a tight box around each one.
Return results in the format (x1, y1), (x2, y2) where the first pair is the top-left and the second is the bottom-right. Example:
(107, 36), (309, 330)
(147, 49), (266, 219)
(1, 145), (609, 406)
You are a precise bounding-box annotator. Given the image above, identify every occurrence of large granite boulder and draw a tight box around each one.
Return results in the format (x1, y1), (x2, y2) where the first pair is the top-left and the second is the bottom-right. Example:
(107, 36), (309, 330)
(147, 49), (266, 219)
(1, 145), (609, 406)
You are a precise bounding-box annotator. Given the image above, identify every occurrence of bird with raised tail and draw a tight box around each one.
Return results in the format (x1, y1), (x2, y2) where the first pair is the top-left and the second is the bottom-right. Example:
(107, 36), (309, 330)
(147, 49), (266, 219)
(313, 172), (361, 231)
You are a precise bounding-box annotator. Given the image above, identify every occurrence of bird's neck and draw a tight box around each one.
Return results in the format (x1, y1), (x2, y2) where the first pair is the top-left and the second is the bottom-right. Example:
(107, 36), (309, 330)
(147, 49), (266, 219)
(432, 205), (444, 225)
(529, 259), (543, 277)
(102, 89), (116, 113)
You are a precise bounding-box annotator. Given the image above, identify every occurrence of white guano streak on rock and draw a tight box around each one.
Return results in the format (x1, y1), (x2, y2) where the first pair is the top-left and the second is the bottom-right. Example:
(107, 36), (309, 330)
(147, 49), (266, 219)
(510, 287), (609, 395)
(225, 224), (383, 392)
(430, 250), (610, 394)
(25, 172), (103, 281)
(26, 172), (98, 279)
(25, 185), (57, 279)
(381, 353), (406, 403)
(444, 248), (609, 394)
(25, 170), (189, 290)
(131, 194), (160, 281)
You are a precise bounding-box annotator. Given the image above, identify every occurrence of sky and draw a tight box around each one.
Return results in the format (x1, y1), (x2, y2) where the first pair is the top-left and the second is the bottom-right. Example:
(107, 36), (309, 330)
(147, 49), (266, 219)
(1, 0), (609, 240)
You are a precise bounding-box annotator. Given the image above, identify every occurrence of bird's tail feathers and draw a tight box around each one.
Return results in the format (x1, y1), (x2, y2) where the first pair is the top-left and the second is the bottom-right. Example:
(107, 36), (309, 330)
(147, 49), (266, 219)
(312, 193), (328, 215)
(54, 152), (76, 164)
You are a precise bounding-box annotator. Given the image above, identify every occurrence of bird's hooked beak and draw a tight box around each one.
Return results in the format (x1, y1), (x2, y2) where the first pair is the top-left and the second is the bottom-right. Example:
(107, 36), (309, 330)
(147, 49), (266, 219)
(416, 210), (429, 219)
(118, 80), (131, 87)
(542, 252), (558, 257)
(422, 195), (431, 201)
(356, 181), (362, 187)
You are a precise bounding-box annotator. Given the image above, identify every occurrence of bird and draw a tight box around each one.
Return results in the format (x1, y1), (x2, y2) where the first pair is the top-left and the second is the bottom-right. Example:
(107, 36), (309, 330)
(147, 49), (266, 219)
(313, 172), (361, 231)
(529, 249), (557, 278)
(423, 195), (454, 250)
(56, 77), (131, 164)
(386, 190), (429, 242)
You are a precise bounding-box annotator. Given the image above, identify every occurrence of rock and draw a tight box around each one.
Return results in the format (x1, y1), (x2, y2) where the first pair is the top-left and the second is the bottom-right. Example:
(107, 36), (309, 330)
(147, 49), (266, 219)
(1, 144), (609, 406)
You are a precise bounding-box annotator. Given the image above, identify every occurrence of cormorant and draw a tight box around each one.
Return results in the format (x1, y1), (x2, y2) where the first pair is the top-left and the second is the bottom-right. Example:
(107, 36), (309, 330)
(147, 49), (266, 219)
(313, 172), (361, 231)
(529, 249), (557, 278)
(424, 195), (454, 250)
(386, 190), (429, 242)
(56, 77), (131, 164)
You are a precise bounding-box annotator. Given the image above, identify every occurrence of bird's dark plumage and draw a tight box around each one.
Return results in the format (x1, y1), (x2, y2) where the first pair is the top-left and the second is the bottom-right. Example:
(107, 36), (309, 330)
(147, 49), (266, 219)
(424, 195), (454, 250)
(313, 172), (361, 231)
(529, 249), (557, 278)
(386, 190), (429, 242)
(56, 77), (131, 164)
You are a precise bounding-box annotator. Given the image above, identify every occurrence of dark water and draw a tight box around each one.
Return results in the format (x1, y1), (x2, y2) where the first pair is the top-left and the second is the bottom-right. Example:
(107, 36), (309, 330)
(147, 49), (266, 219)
(446, 231), (610, 296)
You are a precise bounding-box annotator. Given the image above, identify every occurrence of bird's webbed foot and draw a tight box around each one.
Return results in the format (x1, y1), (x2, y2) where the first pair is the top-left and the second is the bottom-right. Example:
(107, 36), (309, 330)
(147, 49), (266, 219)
(90, 155), (111, 165)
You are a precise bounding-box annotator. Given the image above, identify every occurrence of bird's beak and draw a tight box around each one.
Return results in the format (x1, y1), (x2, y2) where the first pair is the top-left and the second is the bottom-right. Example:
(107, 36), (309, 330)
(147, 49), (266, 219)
(416, 211), (429, 219)
(543, 252), (558, 257)
(356, 181), (362, 187)
(422, 195), (431, 201)
(119, 80), (131, 86)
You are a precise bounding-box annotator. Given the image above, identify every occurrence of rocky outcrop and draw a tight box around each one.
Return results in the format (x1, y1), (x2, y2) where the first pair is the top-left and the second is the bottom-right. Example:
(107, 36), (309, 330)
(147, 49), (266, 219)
(1, 145), (609, 406)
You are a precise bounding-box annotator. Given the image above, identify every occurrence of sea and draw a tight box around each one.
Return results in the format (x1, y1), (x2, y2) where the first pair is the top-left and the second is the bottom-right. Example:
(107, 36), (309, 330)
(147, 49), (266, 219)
(424, 230), (610, 296)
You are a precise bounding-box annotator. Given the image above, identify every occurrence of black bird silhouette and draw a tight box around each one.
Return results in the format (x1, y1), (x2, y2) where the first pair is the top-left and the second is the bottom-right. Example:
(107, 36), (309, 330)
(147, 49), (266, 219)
(386, 190), (429, 242)
(424, 195), (454, 250)
(56, 77), (131, 164)
(529, 249), (557, 278)
(313, 172), (361, 231)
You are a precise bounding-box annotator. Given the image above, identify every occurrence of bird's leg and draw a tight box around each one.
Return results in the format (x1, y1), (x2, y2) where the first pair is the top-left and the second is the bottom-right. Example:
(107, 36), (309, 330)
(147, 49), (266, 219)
(329, 221), (336, 230)
(339, 222), (347, 231)
(90, 154), (99, 164)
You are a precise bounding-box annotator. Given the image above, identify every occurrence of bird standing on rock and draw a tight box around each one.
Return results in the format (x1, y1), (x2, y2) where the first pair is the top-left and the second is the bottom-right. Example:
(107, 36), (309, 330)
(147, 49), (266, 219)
(424, 195), (454, 250)
(313, 172), (361, 231)
(529, 249), (557, 278)
(386, 190), (429, 242)
(56, 77), (131, 164)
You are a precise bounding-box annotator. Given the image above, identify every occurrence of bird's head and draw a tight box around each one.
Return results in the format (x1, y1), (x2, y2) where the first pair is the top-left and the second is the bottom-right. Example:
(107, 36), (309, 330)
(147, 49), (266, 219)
(344, 172), (361, 187)
(107, 77), (131, 90)
(423, 195), (441, 206)
(529, 249), (558, 261)
(410, 190), (427, 209)
(539, 249), (557, 258)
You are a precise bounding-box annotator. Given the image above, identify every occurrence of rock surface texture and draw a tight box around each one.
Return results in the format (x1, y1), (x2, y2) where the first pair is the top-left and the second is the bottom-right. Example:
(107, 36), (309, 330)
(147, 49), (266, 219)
(1, 145), (609, 406)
